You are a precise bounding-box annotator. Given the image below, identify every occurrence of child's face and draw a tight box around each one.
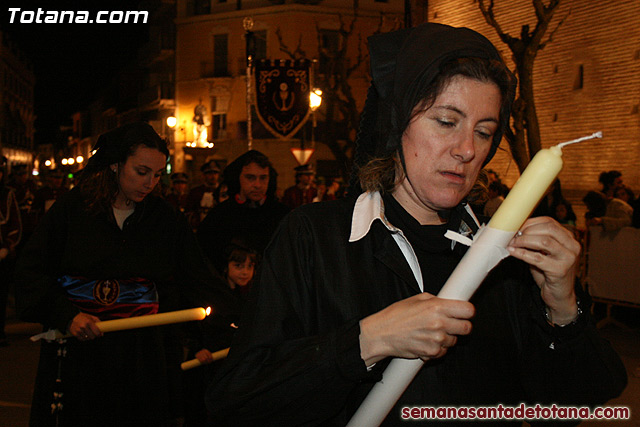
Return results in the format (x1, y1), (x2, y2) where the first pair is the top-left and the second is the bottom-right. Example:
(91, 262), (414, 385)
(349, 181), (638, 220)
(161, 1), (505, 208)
(227, 258), (255, 288)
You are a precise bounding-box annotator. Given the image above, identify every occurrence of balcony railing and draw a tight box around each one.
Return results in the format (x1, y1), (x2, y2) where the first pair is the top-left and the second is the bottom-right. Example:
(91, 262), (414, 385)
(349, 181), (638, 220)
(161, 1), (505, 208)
(138, 82), (175, 106)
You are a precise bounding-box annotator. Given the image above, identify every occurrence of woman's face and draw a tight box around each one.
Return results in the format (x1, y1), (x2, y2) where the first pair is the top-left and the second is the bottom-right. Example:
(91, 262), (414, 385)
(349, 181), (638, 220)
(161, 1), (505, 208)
(114, 146), (166, 205)
(393, 75), (502, 224)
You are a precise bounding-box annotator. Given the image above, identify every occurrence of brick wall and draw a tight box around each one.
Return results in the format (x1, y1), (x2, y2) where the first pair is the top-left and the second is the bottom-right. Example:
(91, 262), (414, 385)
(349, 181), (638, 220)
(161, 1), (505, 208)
(425, 0), (640, 224)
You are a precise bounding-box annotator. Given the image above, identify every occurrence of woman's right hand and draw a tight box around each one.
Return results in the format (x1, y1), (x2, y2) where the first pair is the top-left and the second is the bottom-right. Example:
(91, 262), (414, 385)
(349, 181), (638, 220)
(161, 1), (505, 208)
(359, 293), (474, 366)
(69, 312), (103, 341)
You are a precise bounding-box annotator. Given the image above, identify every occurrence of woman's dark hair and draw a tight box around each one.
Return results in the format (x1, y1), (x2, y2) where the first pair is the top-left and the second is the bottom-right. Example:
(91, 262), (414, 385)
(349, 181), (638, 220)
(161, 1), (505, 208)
(222, 150), (278, 199)
(598, 170), (622, 193)
(582, 191), (607, 219)
(78, 122), (168, 213)
(359, 56), (515, 195)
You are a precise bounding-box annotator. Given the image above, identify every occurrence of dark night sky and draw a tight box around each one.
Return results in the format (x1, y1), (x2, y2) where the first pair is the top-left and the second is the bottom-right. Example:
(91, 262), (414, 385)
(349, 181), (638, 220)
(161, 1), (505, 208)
(1, 0), (149, 146)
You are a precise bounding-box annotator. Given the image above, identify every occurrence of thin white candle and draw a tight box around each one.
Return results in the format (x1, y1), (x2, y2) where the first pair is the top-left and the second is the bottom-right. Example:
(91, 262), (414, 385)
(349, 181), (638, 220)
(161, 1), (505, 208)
(347, 133), (601, 427)
(95, 307), (210, 334)
(31, 307), (212, 341)
(181, 347), (230, 371)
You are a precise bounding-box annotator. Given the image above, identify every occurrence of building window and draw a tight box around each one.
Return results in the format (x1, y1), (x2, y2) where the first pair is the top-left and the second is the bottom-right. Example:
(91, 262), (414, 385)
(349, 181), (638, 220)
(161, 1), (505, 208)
(194, 0), (210, 15)
(573, 64), (584, 90)
(214, 34), (229, 77)
(211, 114), (227, 139)
(319, 29), (341, 75)
(210, 96), (228, 139)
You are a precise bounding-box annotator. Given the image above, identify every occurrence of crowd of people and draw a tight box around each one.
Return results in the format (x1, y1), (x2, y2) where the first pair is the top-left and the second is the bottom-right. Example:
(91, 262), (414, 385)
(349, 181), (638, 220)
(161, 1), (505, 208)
(0, 21), (632, 427)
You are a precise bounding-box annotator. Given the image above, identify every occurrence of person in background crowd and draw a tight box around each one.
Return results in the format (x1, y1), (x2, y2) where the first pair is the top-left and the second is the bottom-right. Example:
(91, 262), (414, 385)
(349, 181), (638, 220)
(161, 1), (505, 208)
(186, 161), (221, 230)
(14, 122), (237, 426)
(165, 172), (190, 213)
(281, 164), (317, 209)
(312, 180), (327, 203)
(197, 150), (289, 276)
(184, 242), (257, 427)
(583, 190), (633, 231)
(482, 181), (505, 217)
(598, 170), (623, 200)
(0, 156), (21, 347)
(32, 169), (68, 222)
(614, 185), (634, 205)
(554, 199), (577, 227)
(206, 23), (626, 426)
(7, 164), (37, 243)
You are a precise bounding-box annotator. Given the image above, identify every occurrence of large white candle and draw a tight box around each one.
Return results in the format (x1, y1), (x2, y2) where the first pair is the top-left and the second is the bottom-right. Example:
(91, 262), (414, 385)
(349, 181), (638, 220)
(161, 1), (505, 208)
(347, 133), (601, 427)
(488, 146), (563, 232)
(181, 347), (230, 371)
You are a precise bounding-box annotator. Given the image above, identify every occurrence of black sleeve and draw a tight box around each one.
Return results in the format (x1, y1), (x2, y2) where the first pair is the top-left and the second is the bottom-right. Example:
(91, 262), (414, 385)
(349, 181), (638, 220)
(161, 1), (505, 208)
(14, 194), (79, 331)
(513, 276), (628, 408)
(205, 211), (376, 426)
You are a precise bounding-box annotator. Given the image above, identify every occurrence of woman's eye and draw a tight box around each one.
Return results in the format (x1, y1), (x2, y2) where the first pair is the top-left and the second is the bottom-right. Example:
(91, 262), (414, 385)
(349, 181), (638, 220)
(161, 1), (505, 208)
(436, 119), (455, 128)
(475, 129), (494, 140)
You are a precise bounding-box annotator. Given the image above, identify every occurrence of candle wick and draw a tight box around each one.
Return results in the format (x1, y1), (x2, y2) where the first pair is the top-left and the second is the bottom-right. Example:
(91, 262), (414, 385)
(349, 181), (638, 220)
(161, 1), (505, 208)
(557, 131), (603, 149)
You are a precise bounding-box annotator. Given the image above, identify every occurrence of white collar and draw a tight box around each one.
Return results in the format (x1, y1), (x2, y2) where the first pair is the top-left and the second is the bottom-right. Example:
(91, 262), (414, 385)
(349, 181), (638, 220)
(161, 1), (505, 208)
(349, 191), (399, 242)
(348, 191), (481, 247)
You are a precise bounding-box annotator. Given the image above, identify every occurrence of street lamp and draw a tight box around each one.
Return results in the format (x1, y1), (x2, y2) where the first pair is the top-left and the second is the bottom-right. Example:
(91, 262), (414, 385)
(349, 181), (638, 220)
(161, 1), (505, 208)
(309, 88), (323, 145)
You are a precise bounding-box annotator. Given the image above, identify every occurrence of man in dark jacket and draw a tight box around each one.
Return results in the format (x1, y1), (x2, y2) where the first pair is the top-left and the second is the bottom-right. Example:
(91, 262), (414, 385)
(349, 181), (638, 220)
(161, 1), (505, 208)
(197, 150), (289, 275)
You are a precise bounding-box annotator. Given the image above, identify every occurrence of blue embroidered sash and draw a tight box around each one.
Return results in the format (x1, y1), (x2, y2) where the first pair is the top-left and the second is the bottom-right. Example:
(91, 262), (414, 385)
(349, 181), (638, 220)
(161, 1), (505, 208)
(59, 276), (159, 320)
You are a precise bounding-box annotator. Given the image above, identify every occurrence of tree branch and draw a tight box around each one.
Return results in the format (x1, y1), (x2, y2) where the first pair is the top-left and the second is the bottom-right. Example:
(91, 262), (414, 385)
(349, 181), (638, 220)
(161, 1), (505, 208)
(275, 26), (306, 59)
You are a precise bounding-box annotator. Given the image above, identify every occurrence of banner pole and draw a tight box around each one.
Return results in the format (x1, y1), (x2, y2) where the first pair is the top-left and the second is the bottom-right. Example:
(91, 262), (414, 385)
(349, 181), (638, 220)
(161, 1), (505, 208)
(243, 17), (254, 151)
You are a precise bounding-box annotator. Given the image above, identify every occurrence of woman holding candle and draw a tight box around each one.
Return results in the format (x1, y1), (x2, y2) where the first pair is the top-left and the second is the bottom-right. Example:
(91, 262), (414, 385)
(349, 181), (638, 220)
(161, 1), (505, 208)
(207, 23), (626, 426)
(15, 122), (237, 426)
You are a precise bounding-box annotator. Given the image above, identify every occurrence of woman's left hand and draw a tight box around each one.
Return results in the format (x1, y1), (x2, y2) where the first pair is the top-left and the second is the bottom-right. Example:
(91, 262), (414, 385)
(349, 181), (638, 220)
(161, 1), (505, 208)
(507, 216), (582, 325)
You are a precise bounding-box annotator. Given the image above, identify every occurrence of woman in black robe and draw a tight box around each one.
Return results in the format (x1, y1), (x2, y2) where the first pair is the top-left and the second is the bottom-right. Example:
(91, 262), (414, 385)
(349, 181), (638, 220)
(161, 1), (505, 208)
(206, 24), (626, 426)
(15, 122), (236, 426)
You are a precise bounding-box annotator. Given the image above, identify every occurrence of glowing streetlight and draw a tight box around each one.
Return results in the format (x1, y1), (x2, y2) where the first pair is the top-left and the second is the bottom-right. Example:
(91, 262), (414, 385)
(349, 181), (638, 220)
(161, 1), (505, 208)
(310, 88), (323, 111)
(309, 88), (323, 144)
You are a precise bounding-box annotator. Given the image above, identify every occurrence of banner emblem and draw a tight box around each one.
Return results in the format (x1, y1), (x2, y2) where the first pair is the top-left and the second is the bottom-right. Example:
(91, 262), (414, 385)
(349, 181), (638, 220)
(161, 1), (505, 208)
(93, 279), (120, 306)
(254, 59), (312, 139)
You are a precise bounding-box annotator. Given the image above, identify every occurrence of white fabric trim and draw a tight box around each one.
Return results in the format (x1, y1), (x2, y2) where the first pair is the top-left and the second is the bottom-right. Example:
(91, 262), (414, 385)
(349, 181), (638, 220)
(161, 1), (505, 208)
(349, 192), (424, 292)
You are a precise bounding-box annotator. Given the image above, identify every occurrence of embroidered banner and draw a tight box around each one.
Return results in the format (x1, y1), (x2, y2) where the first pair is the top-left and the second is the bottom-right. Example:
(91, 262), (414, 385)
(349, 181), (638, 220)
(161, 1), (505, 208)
(254, 59), (312, 139)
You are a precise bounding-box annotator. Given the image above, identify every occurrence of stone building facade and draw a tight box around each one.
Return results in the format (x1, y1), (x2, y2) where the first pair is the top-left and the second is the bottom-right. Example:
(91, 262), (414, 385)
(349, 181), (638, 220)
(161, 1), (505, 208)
(0, 30), (35, 170)
(174, 0), (402, 189)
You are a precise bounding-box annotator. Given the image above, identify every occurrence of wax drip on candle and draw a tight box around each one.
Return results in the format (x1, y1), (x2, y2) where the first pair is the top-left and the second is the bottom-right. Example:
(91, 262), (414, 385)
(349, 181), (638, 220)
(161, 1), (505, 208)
(557, 131), (602, 149)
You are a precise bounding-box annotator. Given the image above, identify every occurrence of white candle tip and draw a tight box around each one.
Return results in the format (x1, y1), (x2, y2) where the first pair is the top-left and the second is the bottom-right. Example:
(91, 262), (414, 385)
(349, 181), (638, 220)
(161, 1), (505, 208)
(557, 131), (603, 149)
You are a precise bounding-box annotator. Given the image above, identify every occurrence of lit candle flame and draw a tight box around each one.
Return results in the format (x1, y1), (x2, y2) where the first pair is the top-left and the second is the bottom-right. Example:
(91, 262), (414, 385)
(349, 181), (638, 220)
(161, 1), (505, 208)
(205, 307), (212, 316)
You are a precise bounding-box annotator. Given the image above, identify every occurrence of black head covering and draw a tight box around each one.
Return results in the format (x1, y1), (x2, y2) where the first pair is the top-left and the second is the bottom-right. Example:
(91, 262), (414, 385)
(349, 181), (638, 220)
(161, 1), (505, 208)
(350, 23), (516, 194)
(82, 122), (167, 176)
